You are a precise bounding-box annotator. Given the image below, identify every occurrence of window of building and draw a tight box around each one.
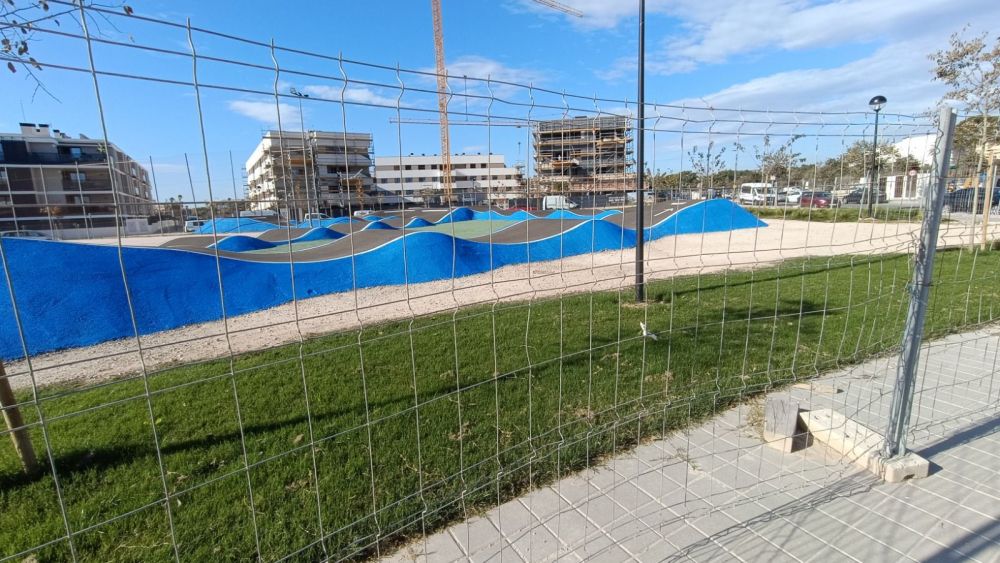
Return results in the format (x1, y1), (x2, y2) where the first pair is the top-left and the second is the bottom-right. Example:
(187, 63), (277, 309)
(69, 147), (82, 159)
(69, 172), (87, 182)
(418, 164), (426, 170)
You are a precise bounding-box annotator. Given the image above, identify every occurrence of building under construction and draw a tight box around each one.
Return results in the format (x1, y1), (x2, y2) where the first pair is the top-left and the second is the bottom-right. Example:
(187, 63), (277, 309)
(245, 130), (373, 215)
(532, 115), (634, 195)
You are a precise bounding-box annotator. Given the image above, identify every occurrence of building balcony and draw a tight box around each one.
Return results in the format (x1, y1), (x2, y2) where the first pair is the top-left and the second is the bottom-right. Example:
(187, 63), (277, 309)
(315, 153), (372, 167)
(1, 153), (107, 166)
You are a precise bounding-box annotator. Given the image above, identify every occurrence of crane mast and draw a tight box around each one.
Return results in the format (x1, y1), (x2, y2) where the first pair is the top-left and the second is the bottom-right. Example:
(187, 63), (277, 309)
(430, 0), (452, 204)
(429, 0), (581, 207)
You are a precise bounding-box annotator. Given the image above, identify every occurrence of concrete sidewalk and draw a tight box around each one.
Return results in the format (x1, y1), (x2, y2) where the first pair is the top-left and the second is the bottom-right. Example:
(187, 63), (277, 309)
(384, 329), (1000, 562)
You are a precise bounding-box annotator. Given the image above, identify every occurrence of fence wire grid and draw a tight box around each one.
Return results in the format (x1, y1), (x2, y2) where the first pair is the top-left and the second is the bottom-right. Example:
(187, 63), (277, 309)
(1, 3), (1000, 563)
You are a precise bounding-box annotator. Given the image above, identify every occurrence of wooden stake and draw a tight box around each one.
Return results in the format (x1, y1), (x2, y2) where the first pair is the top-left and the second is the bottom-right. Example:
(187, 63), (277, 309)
(982, 155), (997, 252)
(0, 360), (38, 474)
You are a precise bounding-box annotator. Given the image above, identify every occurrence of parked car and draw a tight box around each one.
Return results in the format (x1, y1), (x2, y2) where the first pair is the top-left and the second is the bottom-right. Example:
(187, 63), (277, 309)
(781, 187), (804, 204)
(184, 219), (206, 233)
(0, 230), (51, 239)
(841, 188), (887, 205)
(799, 191), (837, 209)
(940, 187), (1000, 214)
(353, 210), (373, 218)
(766, 187), (787, 205)
(239, 209), (278, 218)
(303, 213), (330, 221)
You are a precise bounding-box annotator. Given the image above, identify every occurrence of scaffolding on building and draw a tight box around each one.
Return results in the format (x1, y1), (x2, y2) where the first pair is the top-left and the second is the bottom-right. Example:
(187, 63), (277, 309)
(532, 115), (635, 194)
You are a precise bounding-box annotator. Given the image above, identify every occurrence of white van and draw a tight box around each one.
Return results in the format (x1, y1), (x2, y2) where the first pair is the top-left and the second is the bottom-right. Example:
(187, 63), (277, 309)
(542, 195), (578, 210)
(738, 183), (772, 205)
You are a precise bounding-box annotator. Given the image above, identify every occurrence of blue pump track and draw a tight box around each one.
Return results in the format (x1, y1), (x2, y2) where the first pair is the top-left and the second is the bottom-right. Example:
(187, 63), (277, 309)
(1, 200), (764, 359)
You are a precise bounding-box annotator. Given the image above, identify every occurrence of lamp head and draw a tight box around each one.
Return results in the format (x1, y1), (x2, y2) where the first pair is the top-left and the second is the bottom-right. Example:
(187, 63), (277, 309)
(868, 95), (887, 112)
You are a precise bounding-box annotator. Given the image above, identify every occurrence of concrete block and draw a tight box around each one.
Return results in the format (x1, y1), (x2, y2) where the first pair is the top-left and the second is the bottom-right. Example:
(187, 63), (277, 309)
(763, 397), (808, 453)
(799, 408), (929, 483)
(878, 452), (930, 483)
(792, 382), (841, 394)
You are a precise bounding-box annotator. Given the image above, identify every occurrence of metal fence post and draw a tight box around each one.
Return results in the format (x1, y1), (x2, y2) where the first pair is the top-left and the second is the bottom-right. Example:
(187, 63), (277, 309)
(634, 0), (646, 302)
(883, 107), (957, 458)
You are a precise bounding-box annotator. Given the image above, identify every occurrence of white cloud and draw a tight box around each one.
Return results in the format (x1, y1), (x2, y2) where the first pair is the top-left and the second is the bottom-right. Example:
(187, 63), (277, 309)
(409, 55), (550, 116)
(672, 39), (946, 115)
(227, 100), (301, 127)
(417, 56), (547, 99)
(580, 0), (1000, 77)
(583, 0), (1000, 82)
(508, 0), (672, 30)
(442, 55), (547, 86)
(650, 0), (999, 74)
(302, 85), (400, 108)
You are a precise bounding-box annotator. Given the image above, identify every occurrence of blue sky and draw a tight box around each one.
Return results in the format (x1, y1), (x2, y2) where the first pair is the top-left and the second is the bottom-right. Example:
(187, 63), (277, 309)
(4, 0), (1000, 200)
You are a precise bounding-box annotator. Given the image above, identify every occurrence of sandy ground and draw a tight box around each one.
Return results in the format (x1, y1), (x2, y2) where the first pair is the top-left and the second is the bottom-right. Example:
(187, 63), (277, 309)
(6, 218), (996, 390)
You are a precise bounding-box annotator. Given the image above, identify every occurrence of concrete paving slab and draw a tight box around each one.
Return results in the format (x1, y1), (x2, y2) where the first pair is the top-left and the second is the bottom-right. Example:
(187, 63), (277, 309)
(382, 329), (1000, 561)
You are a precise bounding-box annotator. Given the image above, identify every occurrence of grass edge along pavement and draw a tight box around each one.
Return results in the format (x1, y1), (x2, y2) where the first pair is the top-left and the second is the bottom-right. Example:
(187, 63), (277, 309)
(748, 205), (923, 222)
(2, 248), (999, 562)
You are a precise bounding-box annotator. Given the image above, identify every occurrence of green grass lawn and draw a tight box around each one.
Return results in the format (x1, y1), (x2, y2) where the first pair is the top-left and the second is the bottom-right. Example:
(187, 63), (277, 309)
(411, 219), (522, 238)
(2, 249), (998, 561)
(748, 206), (923, 222)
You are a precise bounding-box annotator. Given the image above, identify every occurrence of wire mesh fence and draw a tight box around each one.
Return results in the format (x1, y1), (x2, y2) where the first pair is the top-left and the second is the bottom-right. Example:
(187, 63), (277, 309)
(1, 3), (1000, 562)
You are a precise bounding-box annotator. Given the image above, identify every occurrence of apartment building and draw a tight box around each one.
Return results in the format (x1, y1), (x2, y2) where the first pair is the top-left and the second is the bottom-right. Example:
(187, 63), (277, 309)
(372, 154), (523, 206)
(533, 115), (634, 195)
(0, 123), (153, 237)
(245, 130), (373, 214)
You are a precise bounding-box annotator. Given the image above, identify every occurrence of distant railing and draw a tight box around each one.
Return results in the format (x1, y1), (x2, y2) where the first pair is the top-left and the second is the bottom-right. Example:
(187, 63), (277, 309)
(0, 153), (107, 166)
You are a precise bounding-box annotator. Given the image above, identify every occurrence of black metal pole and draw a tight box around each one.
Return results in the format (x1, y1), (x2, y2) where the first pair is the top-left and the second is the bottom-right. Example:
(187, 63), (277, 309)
(869, 108), (880, 217)
(635, 0), (646, 302)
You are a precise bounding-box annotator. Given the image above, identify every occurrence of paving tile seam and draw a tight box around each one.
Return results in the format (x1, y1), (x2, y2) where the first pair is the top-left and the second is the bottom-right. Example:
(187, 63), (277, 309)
(869, 488), (995, 558)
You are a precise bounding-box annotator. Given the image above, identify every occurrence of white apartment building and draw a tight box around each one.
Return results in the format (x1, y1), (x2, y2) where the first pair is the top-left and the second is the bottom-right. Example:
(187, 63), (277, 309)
(372, 154), (523, 206)
(893, 134), (936, 168)
(245, 130), (373, 214)
(1, 123), (154, 238)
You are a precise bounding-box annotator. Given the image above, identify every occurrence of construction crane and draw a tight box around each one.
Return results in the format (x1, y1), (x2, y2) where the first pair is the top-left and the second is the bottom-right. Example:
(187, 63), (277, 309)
(430, 0), (452, 204)
(429, 0), (581, 205)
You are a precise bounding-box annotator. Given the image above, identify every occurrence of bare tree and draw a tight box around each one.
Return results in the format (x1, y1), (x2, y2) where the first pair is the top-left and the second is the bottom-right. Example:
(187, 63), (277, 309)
(930, 28), (1000, 179)
(687, 142), (726, 189)
(751, 135), (805, 183)
(839, 140), (905, 178)
(952, 116), (1000, 176)
(2, 0), (131, 100)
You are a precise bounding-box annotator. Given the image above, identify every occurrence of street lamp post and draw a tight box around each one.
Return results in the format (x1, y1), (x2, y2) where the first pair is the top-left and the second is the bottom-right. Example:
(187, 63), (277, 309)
(868, 95), (887, 218)
(635, 0), (646, 302)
